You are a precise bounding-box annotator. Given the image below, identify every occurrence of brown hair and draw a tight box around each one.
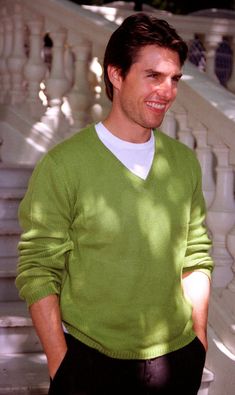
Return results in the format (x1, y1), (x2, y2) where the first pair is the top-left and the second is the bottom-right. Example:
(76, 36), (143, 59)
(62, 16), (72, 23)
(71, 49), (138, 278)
(103, 13), (188, 101)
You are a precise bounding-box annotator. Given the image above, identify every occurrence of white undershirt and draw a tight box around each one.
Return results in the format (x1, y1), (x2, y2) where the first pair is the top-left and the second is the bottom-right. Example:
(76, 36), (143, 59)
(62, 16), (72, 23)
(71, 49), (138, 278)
(95, 122), (155, 180)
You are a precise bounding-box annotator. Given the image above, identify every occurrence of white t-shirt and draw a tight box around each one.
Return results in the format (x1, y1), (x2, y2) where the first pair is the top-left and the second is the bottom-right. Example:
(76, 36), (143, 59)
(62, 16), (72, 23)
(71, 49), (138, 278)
(95, 122), (155, 180)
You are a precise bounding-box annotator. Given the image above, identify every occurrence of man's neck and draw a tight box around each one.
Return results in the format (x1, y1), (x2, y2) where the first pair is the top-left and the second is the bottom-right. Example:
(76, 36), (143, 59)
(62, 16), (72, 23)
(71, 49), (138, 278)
(103, 114), (151, 144)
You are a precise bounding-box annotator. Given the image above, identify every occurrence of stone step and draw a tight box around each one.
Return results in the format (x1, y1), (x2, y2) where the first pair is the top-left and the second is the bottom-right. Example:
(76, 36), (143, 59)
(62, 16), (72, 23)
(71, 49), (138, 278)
(0, 220), (21, 257)
(0, 234), (20, 257)
(0, 301), (42, 354)
(0, 352), (48, 395)
(0, 256), (18, 274)
(0, 219), (21, 233)
(0, 221), (21, 302)
(0, 187), (26, 220)
(0, 163), (33, 189)
(0, 257), (20, 301)
(199, 367), (214, 395)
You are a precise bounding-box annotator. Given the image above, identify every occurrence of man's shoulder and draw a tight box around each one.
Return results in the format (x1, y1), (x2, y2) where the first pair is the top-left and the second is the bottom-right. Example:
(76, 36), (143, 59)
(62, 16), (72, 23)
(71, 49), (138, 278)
(156, 129), (198, 163)
(49, 124), (95, 160)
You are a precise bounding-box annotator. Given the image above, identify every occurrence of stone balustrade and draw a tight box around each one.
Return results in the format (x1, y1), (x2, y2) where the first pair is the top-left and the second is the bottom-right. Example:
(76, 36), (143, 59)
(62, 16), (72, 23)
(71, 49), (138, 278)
(166, 61), (235, 360)
(83, 3), (235, 92)
(0, 0), (235, 390)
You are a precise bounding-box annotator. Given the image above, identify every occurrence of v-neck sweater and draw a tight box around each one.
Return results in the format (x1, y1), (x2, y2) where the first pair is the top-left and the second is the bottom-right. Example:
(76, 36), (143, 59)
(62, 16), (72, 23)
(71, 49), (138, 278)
(16, 124), (213, 360)
(95, 121), (155, 180)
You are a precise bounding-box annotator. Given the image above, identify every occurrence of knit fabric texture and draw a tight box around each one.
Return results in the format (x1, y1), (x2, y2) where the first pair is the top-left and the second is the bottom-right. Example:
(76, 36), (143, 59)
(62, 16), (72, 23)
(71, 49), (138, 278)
(16, 125), (213, 360)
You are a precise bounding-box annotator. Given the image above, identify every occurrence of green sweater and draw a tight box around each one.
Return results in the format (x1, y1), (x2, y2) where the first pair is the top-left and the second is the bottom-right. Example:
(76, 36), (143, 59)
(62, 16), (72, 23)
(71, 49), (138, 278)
(16, 125), (213, 360)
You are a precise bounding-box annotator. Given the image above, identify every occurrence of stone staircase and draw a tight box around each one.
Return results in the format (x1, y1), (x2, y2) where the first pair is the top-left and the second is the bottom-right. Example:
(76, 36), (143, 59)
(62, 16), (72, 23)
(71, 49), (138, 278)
(0, 162), (214, 394)
(0, 163), (49, 395)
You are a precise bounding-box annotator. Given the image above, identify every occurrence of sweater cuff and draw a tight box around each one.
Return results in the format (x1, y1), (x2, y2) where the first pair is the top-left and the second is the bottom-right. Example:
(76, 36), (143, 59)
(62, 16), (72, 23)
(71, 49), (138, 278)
(19, 284), (60, 308)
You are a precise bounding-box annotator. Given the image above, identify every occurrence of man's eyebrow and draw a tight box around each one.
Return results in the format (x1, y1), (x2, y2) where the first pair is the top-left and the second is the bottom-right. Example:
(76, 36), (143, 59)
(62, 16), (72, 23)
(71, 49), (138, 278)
(144, 69), (160, 74)
(173, 73), (183, 79)
(144, 69), (183, 79)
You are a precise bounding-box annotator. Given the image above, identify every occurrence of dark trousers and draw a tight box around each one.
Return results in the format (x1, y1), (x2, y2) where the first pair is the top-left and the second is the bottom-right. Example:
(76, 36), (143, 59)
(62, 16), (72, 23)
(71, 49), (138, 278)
(48, 333), (206, 395)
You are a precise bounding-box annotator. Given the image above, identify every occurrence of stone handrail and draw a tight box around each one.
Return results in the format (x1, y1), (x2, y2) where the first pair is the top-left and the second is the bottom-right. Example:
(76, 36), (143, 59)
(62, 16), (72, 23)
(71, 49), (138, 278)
(84, 3), (235, 92)
(161, 62), (235, 355)
(0, 0), (235, 358)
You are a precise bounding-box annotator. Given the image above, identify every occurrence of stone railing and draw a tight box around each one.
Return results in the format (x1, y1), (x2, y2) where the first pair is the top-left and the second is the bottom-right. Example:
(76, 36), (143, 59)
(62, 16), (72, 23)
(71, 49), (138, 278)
(0, 0), (235, 374)
(84, 3), (235, 92)
(0, 0), (115, 163)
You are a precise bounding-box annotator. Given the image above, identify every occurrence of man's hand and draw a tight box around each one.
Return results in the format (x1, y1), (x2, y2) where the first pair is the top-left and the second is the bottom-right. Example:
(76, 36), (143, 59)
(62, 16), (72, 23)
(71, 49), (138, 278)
(195, 328), (208, 352)
(49, 347), (67, 380)
(29, 294), (68, 379)
(182, 270), (211, 352)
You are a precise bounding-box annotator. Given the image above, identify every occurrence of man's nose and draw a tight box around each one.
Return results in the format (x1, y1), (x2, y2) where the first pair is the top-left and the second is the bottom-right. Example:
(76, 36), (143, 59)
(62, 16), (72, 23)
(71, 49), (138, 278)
(157, 79), (174, 100)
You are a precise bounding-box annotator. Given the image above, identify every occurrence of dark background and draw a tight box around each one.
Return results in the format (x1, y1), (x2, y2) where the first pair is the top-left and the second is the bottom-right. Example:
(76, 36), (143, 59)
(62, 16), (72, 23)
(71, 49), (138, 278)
(69, 0), (235, 14)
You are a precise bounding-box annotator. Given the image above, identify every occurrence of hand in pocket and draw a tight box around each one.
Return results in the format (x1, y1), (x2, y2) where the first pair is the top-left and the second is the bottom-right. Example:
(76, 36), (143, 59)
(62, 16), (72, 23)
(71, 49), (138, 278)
(49, 348), (68, 381)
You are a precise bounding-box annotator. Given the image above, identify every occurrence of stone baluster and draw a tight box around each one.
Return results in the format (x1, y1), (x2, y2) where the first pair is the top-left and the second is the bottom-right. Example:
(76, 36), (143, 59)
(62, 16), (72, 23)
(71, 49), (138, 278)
(227, 36), (235, 93)
(67, 37), (93, 131)
(226, 224), (235, 298)
(206, 143), (235, 288)
(0, 15), (4, 92)
(208, 171), (235, 355)
(61, 46), (75, 124)
(23, 17), (47, 119)
(0, 138), (3, 162)
(64, 46), (75, 89)
(192, 122), (215, 208)
(7, 3), (26, 105)
(174, 108), (195, 149)
(90, 56), (104, 123)
(42, 27), (70, 137)
(94, 73), (111, 122)
(0, 7), (13, 104)
(225, 164), (235, 296)
(0, 14), (3, 53)
(160, 110), (177, 139)
(203, 33), (222, 83)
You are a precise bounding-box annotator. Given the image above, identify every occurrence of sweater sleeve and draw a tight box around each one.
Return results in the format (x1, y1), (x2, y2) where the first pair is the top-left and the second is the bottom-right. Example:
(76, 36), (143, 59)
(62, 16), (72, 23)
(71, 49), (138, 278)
(15, 153), (74, 306)
(183, 154), (214, 278)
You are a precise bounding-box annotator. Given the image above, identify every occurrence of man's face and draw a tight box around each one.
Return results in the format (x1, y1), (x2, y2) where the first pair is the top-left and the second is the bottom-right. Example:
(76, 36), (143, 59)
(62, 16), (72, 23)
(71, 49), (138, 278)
(112, 45), (182, 134)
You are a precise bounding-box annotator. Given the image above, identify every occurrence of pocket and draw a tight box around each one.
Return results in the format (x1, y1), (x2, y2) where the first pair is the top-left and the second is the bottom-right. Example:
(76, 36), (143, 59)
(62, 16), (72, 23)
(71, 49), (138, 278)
(195, 336), (207, 354)
(50, 349), (70, 385)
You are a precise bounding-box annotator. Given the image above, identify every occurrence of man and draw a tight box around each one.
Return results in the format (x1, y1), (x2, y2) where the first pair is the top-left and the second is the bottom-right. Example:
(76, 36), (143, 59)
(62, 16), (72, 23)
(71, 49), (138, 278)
(16, 13), (213, 395)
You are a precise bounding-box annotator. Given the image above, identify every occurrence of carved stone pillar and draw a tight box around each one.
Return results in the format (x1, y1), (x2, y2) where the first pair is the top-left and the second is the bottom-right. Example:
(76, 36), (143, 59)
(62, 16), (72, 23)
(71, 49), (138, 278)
(46, 28), (70, 101)
(226, 36), (235, 93)
(223, 175), (235, 303)
(206, 143), (235, 287)
(23, 17), (47, 119)
(90, 56), (104, 123)
(94, 75), (111, 122)
(42, 27), (70, 137)
(64, 46), (75, 89)
(0, 17), (4, 95)
(226, 226), (235, 296)
(192, 123), (215, 208)
(0, 138), (3, 162)
(160, 110), (177, 139)
(204, 34), (222, 83)
(68, 37), (93, 131)
(175, 108), (195, 149)
(209, 180), (235, 355)
(0, 7), (13, 104)
(7, 3), (26, 105)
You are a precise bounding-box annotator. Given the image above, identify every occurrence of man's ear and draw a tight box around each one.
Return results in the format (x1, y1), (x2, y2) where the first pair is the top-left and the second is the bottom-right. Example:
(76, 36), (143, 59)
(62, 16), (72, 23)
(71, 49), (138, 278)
(107, 65), (122, 90)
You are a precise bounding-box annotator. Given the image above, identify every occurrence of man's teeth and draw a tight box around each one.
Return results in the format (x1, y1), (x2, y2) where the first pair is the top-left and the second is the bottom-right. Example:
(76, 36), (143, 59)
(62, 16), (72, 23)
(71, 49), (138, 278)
(147, 102), (165, 109)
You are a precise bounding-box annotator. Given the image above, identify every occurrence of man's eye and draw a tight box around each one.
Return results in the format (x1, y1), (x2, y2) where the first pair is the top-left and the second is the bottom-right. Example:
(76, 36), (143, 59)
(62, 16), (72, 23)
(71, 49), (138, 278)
(172, 76), (181, 83)
(147, 73), (159, 79)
